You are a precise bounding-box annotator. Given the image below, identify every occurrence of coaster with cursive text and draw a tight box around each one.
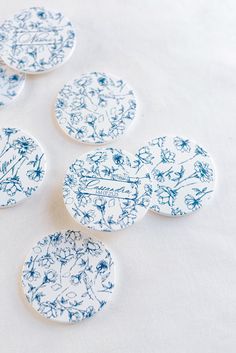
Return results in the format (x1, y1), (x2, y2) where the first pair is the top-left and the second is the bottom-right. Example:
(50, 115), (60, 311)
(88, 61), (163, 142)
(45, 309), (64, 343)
(0, 7), (76, 74)
(0, 127), (46, 207)
(63, 148), (153, 231)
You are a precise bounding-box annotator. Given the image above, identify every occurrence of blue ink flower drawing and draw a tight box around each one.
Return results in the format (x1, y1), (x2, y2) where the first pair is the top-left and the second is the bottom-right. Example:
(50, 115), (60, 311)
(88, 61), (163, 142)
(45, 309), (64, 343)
(55, 72), (136, 144)
(0, 7), (76, 73)
(63, 148), (153, 231)
(0, 61), (25, 107)
(22, 230), (115, 323)
(0, 128), (46, 207)
(135, 136), (215, 216)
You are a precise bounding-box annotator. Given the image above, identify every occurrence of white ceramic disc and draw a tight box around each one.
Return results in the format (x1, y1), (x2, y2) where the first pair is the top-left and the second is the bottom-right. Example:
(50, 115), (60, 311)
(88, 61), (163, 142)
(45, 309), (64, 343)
(0, 60), (25, 107)
(55, 72), (136, 144)
(0, 7), (76, 74)
(63, 148), (153, 231)
(135, 136), (216, 216)
(22, 230), (115, 323)
(0, 128), (46, 207)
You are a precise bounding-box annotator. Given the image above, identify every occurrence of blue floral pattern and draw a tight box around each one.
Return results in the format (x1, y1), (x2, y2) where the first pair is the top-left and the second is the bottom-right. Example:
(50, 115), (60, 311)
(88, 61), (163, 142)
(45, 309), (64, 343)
(63, 148), (153, 231)
(0, 128), (46, 207)
(0, 7), (76, 73)
(134, 136), (215, 216)
(22, 230), (115, 323)
(0, 60), (25, 107)
(55, 72), (136, 144)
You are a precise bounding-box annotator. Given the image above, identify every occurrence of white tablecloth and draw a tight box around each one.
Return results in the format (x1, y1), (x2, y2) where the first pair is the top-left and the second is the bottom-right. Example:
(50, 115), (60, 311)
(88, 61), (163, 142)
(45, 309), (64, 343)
(1, 1), (235, 352)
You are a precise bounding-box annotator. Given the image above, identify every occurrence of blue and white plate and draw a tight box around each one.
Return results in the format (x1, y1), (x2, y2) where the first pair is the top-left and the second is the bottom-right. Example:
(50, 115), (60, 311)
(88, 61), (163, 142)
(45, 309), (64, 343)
(0, 7), (76, 74)
(63, 148), (153, 231)
(55, 72), (136, 144)
(22, 230), (115, 323)
(0, 60), (25, 107)
(135, 136), (216, 216)
(0, 128), (46, 208)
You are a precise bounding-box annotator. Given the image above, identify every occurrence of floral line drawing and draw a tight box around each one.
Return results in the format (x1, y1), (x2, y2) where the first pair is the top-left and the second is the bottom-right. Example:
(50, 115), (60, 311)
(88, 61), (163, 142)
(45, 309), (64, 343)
(0, 128), (46, 207)
(0, 7), (76, 73)
(63, 148), (152, 231)
(22, 230), (115, 323)
(134, 136), (215, 216)
(56, 72), (136, 144)
(0, 61), (25, 107)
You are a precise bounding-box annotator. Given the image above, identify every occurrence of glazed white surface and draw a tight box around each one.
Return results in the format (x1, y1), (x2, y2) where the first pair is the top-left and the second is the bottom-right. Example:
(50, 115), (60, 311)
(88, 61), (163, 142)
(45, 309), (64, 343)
(0, 1), (235, 352)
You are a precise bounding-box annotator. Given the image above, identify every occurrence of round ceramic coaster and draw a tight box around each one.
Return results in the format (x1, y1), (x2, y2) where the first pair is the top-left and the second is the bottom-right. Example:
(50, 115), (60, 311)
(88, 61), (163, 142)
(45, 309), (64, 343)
(55, 72), (136, 144)
(0, 128), (46, 207)
(0, 60), (25, 107)
(0, 7), (76, 74)
(63, 148), (153, 231)
(22, 230), (115, 323)
(135, 136), (216, 216)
